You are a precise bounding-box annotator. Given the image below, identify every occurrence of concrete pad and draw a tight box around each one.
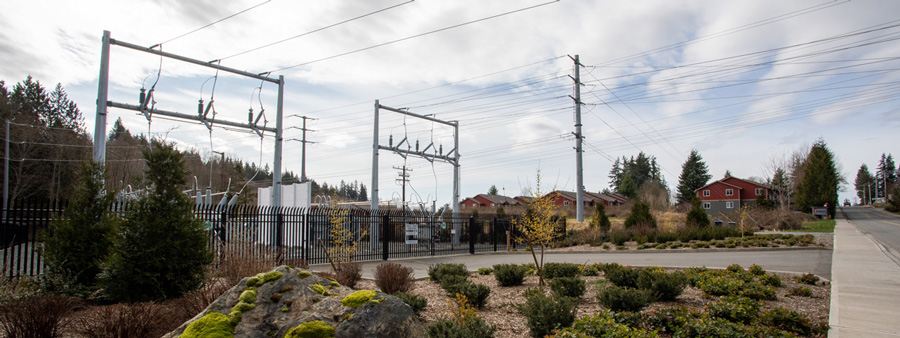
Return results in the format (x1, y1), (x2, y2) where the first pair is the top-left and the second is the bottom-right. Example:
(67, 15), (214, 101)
(829, 219), (900, 337)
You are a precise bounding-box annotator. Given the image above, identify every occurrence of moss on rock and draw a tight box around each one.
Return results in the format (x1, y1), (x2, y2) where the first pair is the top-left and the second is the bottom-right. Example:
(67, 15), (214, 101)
(309, 282), (328, 295)
(179, 312), (235, 338)
(239, 288), (258, 303)
(341, 290), (377, 308)
(297, 271), (313, 279)
(283, 320), (335, 338)
(247, 270), (284, 287)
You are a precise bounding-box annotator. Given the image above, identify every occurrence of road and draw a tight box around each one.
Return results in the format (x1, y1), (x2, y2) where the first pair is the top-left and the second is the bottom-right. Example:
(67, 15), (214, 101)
(314, 247), (833, 280)
(842, 206), (900, 265)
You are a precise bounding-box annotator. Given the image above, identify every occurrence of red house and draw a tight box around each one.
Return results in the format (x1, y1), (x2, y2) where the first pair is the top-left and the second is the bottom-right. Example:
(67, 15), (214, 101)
(544, 191), (626, 208)
(695, 177), (776, 214)
(459, 194), (521, 210)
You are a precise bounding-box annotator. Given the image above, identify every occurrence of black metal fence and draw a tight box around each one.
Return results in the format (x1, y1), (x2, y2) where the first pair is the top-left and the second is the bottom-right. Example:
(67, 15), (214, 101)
(1, 200), (565, 278)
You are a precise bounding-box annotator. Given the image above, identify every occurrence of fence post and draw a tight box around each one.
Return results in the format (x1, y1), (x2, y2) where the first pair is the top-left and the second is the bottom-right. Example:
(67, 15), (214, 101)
(276, 209), (284, 265)
(382, 213), (390, 261)
(491, 217), (497, 252)
(469, 216), (475, 255)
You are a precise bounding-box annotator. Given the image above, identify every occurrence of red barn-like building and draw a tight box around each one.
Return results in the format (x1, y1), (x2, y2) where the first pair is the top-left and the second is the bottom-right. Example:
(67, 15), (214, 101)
(695, 177), (776, 215)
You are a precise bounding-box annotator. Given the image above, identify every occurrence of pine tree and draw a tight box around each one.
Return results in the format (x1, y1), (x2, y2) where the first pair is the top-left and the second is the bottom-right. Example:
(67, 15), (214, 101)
(796, 140), (841, 218)
(487, 185), (499, 195)
(590, 202), (611, 232)
(41, 161), (118, 293)
(855, 164), (874, 205)
(675, 150), (712, 204)
(685, 197), (710, 228)
(100, 139), (212, 302)
(624, 202), (657, 229)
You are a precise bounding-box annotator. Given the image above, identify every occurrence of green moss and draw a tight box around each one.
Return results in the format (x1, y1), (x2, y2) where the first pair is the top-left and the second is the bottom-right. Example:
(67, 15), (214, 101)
(271, 293), (282, 302)
(246, 277), (261, 287)
(229, 301), (256, 322)
(310, 282), (328, 295)
(284, 320), (335, 338)
(239, 288), (258, 303)
(341, 290), (377, 308)
(281, 286), (295, 293)
(297, 271), (313, 279)
(328, 281), (340, 288)
(179, 312), (235, 338)
(247, 270), (285, 287)
(282, 307), (290, 312)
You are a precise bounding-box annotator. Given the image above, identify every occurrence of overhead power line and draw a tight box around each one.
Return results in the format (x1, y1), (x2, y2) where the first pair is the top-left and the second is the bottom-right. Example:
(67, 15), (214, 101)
(153, 0), (273, 48)
(268, 0), (560, 73)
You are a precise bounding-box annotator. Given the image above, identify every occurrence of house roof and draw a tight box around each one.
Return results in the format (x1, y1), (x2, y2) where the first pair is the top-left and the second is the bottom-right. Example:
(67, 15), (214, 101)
(694, 176), (776, 192)
(477, 194), (521, 205)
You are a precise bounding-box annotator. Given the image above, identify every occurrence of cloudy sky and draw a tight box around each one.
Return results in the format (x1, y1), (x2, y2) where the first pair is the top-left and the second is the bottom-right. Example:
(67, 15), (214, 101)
(1, 0), (898, 208)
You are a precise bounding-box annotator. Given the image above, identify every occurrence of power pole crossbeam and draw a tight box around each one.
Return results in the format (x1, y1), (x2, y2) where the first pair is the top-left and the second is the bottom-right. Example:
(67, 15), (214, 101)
(106, 101), (277, 132)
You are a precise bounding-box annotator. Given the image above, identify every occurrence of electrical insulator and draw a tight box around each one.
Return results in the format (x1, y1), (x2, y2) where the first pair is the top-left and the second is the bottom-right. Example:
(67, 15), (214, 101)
(139, 88), (146, 105)
(198, 100), (204, 116)
(389, 135), (393, 147)
(248, 108), (253, 123)
(416, 140), (419, 152)
(439, 144), (443, 155)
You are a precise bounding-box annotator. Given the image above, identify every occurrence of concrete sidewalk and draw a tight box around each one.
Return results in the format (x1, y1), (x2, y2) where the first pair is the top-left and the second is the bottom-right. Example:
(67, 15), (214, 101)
(829, 219), (900, 337)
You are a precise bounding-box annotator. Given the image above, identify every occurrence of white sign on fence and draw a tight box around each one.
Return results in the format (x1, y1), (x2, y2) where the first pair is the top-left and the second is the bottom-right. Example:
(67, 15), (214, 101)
(405, 223), (418, 245)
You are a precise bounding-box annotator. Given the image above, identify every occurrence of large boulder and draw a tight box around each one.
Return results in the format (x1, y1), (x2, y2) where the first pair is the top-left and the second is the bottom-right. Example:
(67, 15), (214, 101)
(163, 265), (423, 338)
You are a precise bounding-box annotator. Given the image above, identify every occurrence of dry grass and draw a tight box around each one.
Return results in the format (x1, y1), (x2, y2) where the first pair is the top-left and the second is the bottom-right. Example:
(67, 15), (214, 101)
(0, 295), (79, 338)
(73, 302), (181, 338)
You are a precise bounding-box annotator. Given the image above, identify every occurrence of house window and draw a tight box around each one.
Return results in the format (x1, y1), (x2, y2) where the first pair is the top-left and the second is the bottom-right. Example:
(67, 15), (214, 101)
(725, 189), (733, 196)
(703, 190), (710, 197)
(564, 201), (570, 206)
(461, 204), (466, 209)
(726, 201), (734, 209)
(491, 203), (495, 207)
(756, 188), (763, 196)
(703, 202), (711, 209)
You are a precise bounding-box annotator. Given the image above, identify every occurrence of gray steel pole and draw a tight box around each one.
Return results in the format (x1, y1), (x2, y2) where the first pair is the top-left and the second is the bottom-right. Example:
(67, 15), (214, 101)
(452, 122), (460, 246)
(4, 119), (8, 214)
(371, 101), (380, 248)
(574, 55), (585, 222)
(301, 117), (307, 182)
(93, 30), (111, 163)
(273, 75), (284, 208)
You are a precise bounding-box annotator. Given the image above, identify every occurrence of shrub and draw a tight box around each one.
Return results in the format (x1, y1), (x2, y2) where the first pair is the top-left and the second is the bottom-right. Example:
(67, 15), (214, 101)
(624, 202), (657, 229)
(685, 197), (710, 228)
(374, 262), (415, 294)
(579, 265), (599, 276)
(740, 282), (777, 301)
(726, 264), (743, 273)
(549, 277), (586, 298)
(41, 161), (118, 294)
(596, 285), (652, 312)
(477, 267), (493, 275)
(336, 262), (362, 289)
(637, 270), (686, 302)
(795, 273), (819, 285)
(0, 296), (78, 338)
(100, 140), (213, 302)
(440, 275), (470, 295)
(789, 286), (813, 297)
(493, 264), (526, 287)
(590, 203), (612, 232)
(748, 264), (766, 276)
(705, 296), (762, 324)
(456, 283), (491, 308)
(760, 308), (812, 336)
(605, 265), (640, 288)
(759, 273), (782, 287)
(543, 262), (580, 279)
(610, 230), (631, 246)
(517, 288), (578, 337)
(426, 317), (495, 338)
(697, 276), (744, 296)
(75, 302), (178, 338)
(428, 263), (468, 283)
(551, 310), (659, 338)
(395, 292), (427, 315)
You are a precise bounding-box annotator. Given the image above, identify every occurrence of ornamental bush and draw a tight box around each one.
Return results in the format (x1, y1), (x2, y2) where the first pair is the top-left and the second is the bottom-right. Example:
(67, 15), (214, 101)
(493, 264), (526, 287)
(426, 316), (495, 338)
(549, 277), (586, 299)
(795, 273), (820, 285)
(374, 262), (414, 294)
(596, 285), (652, 312)
(428, 263), (468, 283)
(517, 288), (578, 337)
(604, 265), (640, 289)
(705, 296), (762, 324)
(543, 262), (580, 279)
(760, 308), (813, 336)
(395, 292), (427, 315)
(636, 270), (686, 302)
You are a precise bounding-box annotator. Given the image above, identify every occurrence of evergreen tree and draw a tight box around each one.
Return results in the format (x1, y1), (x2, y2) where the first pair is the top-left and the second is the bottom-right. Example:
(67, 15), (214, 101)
(796, 140), (841, 218)
(590, 202), (611, 232)
(487, 185), (499, 195)
(685, 197), (710, 228)
(608, 158), (622, 191)
(41, 161), (118, 293)
(100, 139), (212, 302)
(624, 202), (657, 229)
(675, 150), (712, 204)
(855, 164), (874, 205)
(878, 154), (896, 186)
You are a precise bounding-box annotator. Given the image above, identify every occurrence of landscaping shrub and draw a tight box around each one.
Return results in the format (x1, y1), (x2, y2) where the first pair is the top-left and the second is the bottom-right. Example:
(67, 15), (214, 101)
(625, 202), (657, 229)
(428, 263), (468, 283)
(596, 285), (652, 312)
(759, 273), (782, 287)
(374, 262), (415, 294)
(0, 295), (78, 338)
(75, 302), (178, 338)
(477, 267), (493, 275)
(517, 288), (578, 337)
(748, 264), (766, 276)
(610, 230), (630, 246)
(455, 282), (491, 309)
(426, 317), (495, 338)
(493, 264), (526, 286)
(637, 270), (686, 302)
(739, 282), (777, 301)
(604, 265), (640, 288)
(705, 296), (762, 324)
(549, 277), (586, 299)
(543, 262), (580, 279)
(395, 292), (427, 315)
(685, 197), (710, 228)
(100, 140), (212, 302)
(725, 264), (743, 273)
(676, 316), (795, 338)
(41, 161), (118, 295)
(579, 265), (599, 276)
(336, 262), (362, 289)
(644, 306), (703, 334)
(439, 275), (470, 295)
(760, 308), (813, 336)
(551, 310), (659, 338)
(696, 276), (744, 296)
(795, 273), (820, 285)
(789, 286), (813, 297)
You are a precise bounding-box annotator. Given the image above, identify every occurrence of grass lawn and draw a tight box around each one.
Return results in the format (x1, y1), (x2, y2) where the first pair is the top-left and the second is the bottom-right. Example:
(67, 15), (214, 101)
(797, 219), (835, 233)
